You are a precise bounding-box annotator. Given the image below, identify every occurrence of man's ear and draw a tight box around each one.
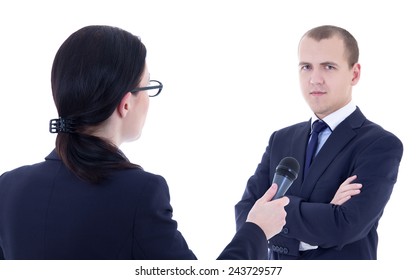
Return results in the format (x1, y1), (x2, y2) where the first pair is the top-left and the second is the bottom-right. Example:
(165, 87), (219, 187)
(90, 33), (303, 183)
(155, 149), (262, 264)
(117, 92), (132, 118)
(351, 63), (361, 85)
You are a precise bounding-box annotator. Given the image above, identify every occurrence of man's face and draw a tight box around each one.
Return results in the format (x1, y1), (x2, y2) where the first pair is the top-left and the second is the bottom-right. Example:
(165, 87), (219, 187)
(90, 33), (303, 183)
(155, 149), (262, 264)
(298, 35), (360, 119)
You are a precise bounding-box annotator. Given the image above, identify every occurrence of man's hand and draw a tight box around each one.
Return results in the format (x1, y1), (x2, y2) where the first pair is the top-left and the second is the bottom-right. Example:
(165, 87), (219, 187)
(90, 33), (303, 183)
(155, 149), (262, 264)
(331, 175), (362, 205)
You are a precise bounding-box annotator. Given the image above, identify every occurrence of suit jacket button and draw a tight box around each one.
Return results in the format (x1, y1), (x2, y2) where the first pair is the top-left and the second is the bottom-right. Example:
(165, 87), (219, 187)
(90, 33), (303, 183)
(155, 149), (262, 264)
(283, 248), (288, 254)
(282, 227), (289, 234)
(272, 245), (282, 253)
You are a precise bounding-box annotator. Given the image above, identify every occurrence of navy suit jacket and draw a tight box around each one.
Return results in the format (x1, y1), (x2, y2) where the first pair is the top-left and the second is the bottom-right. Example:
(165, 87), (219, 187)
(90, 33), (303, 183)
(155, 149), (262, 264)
(0, 151), (268, 260)
(235, 108), (403, 259)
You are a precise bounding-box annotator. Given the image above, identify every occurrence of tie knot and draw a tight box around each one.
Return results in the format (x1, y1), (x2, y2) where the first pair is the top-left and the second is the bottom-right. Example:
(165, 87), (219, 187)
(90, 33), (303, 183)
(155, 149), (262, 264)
(312, 120), (328, 134)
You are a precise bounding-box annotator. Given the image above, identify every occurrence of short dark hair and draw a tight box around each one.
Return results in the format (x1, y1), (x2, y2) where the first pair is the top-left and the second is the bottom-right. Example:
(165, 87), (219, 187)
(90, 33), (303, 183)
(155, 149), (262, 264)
(302, 25), (359, 68)
(51, 25), (146, 183)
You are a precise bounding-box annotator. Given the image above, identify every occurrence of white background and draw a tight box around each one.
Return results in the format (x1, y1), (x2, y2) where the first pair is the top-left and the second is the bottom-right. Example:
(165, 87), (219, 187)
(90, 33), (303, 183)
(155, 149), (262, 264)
(0, 0), (414, 277)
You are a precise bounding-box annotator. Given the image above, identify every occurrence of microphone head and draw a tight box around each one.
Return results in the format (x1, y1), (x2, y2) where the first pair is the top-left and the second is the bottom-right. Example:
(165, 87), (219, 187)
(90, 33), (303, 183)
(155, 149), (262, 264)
(275, 157), (300, 181)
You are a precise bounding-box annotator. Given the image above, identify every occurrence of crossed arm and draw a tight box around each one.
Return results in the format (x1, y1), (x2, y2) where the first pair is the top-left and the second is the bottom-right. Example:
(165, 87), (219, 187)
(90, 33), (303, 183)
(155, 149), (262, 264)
(330, 175), (362, 205)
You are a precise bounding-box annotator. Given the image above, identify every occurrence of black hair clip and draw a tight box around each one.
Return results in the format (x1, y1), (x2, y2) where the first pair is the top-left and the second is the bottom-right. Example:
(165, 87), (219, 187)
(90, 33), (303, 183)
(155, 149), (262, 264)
(49, 118), (76, 133)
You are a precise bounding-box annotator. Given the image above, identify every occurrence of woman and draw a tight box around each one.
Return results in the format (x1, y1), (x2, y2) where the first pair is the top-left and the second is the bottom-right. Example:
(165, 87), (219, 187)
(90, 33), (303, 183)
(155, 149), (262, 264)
(0, 25), (288, 260)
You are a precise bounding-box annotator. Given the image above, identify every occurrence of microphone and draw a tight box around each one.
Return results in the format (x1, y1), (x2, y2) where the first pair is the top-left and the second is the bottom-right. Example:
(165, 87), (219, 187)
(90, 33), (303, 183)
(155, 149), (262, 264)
(272, 157), (300, 199)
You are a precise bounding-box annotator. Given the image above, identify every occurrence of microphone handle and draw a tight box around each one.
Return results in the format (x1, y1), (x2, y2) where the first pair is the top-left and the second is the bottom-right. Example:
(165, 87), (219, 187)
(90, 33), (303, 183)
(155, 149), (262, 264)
(272, 174), (293, 200)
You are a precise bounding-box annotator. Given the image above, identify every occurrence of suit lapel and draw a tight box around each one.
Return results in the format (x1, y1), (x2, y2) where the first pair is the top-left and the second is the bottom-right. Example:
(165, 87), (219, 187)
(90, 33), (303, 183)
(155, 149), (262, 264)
(299, 108), (366, 200)
(284, 121), (310, 197)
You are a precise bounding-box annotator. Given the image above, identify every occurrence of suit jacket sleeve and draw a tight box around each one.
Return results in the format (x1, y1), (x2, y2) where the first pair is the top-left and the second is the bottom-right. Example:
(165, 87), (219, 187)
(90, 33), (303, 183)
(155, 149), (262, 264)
(133, 175), (197, 259)
(134, 175), (269, 260)
(235, 133), (275, 231)
(217, 222), (268, 260)
(284, 132), (403, 249)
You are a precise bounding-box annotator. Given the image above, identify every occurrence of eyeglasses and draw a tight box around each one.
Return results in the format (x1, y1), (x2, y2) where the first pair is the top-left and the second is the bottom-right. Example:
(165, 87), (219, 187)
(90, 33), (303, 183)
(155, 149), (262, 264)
(130, 80), (163, 97)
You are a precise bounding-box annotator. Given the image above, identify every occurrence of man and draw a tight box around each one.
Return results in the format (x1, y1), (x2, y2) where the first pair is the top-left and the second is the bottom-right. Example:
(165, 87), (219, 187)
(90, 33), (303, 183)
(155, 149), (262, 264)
(235, 25), (403, 260)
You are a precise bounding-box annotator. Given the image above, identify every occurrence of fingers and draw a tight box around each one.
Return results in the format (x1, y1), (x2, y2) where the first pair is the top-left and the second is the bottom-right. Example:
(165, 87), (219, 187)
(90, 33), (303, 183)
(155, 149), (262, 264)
(258, 184), (290, 206)
(277, 196), (290, 207)
(339, 175), (362, 192)
(336, 196), (352, 205)
(246, 184), (290, 240)
(341, 184), (362, 194)
(331, 175), (362, 205)
(258, 183), (278, 203)
(342, 175), (357, 186)
(338, 175), (357, 190)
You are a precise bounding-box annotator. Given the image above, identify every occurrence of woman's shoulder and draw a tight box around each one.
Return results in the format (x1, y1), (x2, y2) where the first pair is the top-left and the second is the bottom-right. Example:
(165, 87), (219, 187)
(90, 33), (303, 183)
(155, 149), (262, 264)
(110, 168), (169, 193)
(116, 167), (166, 182)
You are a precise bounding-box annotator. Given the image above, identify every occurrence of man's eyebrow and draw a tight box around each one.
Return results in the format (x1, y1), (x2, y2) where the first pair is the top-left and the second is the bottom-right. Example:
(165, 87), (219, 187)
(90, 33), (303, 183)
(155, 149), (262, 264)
(320, 61), (339, 66)
(298, 61), (340, 66)
(298, 61), (310, 66)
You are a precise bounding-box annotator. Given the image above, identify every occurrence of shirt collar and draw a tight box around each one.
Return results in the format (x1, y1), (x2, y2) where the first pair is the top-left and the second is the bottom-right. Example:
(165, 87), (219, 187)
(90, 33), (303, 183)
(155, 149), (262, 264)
(310, 101), (357, 131)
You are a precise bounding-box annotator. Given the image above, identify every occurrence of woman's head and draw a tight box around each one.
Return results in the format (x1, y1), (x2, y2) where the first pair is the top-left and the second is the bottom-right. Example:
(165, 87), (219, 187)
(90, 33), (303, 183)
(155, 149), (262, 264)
(51, 25), (147, 131)
(50, 25), (148, 183)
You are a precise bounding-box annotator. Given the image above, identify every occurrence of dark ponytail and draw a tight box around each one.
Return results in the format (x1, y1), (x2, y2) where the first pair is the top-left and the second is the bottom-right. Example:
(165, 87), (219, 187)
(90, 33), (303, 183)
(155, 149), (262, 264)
(51, 25), (146, 183)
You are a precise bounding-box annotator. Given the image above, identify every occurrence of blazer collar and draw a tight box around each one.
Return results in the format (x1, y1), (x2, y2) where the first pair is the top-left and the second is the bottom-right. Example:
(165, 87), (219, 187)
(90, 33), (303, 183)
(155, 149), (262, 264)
(45, 149), (61, 161)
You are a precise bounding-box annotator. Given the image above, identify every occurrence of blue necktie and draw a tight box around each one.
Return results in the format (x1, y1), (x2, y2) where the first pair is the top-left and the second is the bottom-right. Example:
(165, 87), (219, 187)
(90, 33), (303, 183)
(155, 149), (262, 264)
(304, 120), (328, 176)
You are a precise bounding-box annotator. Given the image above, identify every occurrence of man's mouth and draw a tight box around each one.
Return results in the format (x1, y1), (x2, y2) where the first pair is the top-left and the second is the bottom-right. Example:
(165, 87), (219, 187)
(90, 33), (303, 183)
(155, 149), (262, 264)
(310, 91), (326, 96)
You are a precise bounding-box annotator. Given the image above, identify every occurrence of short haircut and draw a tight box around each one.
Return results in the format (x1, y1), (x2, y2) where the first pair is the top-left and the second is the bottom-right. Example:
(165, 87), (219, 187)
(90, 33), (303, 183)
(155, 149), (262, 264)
(302, 25), (359, 68)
